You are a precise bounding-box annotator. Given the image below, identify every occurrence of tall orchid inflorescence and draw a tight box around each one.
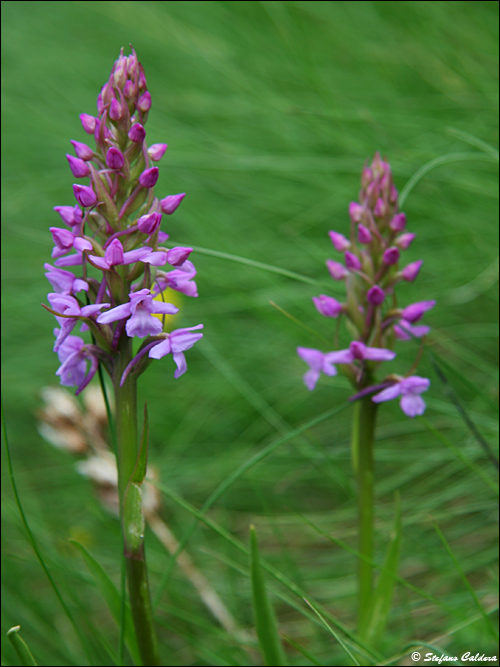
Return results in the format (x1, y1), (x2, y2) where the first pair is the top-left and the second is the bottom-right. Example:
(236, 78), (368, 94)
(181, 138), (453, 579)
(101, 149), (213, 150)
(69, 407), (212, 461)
(297, 152), (434, 417)
(43, 48), (203, 665)
(45, 47), (203, 396)
(296, 153), (435, 637)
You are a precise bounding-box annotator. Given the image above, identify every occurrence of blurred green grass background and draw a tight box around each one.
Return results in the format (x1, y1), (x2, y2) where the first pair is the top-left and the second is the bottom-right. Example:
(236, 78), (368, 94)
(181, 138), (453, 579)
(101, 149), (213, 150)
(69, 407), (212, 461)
(1, 1), (498, 665)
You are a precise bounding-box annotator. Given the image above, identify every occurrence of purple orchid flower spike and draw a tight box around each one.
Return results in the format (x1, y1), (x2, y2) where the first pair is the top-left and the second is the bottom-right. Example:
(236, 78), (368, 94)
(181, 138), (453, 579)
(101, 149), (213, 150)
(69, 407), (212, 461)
(295, 153), (434, 417)
(43, 48), (203, 665)
(44, 46), (202, 395)
(294, 153), (436, 633)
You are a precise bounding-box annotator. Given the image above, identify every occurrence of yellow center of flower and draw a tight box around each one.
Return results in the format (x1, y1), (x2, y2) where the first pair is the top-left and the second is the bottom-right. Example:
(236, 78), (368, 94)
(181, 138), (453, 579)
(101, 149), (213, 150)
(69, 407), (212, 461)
(152, 288), (182, 331)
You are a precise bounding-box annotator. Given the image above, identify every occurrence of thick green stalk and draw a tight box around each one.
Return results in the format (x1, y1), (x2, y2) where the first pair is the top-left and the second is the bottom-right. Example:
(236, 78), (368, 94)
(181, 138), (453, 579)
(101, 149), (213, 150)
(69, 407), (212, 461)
(351, 395), (378, 635)
(113, 338), (161, 666)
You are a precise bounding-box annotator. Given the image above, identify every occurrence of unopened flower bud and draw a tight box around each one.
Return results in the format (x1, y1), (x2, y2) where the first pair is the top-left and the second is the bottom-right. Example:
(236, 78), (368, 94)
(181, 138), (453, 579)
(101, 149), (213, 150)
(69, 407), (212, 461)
(66, 154), (90, 178)
(357, 224), (372, 244)
(94, 118), (111, 145)
(349, 202), (363, 223)
(401, 300), (436, 323)
(127, 50), (139, 77)
(160, 193), (186, 214)
(329, 230), (350, 252)
(80, 113), (96, 134)
(383, 246), (400, 265)
(137, 212), (162, 234)
(361, 167), (373, 188)
(396, 232), (416, 250)
(128, 123), (146, 143)
(389, 184), (398, 203)
(138, 91), (152, 112)
(139, 167), (159, 188)
(113, 54), (128, 88)
(109, 98), (123, 121)
(367, 285), (385, 305)
(326, 260), (347, 280)
(70, 140), (94, 161)
(73, 184), (96, 208)
(97, 92), (104, 115)
(106, 147), (125, 171)
(345, 251), (362, 271)
(402, 260), (423, 282)
(148, 143), (168, 161)
(123, 80), (135, 99)
(374, 197), (386, 218)
(312, 295), (343, 317)
(366, 182), (378, 202)
(390, 212), (406, 231)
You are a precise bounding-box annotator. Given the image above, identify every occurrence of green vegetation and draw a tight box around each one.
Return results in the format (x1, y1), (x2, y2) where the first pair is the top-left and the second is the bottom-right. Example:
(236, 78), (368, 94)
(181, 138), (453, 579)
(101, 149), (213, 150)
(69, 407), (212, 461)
(2, 2), (498, 665)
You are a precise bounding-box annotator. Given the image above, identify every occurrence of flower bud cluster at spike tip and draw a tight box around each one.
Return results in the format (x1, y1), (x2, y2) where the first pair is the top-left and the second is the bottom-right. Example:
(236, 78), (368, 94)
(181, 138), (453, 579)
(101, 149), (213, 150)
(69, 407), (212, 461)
(297, 152), (434, 418)
(44, 47), (203, 394)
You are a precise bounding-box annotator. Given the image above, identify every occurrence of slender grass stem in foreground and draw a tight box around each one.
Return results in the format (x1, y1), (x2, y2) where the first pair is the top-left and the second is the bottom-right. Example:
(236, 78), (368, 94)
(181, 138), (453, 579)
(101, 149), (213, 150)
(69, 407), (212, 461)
(296, 153), (436, 637)
(42, 47), (204, 665)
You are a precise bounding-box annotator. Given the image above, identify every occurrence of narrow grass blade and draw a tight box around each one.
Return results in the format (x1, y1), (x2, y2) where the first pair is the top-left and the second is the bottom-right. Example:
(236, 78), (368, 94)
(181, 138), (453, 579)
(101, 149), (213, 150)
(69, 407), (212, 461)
(282, 635), (323, 666)
(177, 244), (321, 285)
(7, 626), (38, 666)
(399, 152), (498, 206)
(156, 481), (382, 663)
(446, 127), (499, 160)
(303, 599), (360, 666)
(2, 399), (91, 665)
(433, 522), (499, 641)
(378, 604), (499, 666)
(362, 494), (402, 645)
(427, 351), (499, 470)
(250, 525), (287, 666)
(154, 402), (350, 605)
(70, 539), (141, 666)
(419, 416), (498, 494)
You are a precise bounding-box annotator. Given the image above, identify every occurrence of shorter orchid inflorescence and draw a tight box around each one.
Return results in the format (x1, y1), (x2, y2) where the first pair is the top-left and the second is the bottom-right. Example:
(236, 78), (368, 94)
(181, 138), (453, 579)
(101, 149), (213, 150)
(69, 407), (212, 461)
(44, 47), (203, 395)
(297, 153), (433, 417)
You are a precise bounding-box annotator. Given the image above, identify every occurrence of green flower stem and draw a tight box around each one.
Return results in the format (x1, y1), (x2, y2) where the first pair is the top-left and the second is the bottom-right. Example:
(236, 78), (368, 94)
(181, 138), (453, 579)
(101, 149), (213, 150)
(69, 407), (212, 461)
(113, 337), (160, 666)
(351, 395), (378, 635)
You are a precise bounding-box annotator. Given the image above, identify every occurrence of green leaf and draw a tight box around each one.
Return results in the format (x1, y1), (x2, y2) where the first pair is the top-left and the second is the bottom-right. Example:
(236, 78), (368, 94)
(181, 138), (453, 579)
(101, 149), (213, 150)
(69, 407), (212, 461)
(69, 539), (141, 666)
(121, 403), (148, 555)
(122, 482), (145, 556)
(361, 494), (402, 644)
(250, 525), (287, 666)
(7, 626), (38, 666)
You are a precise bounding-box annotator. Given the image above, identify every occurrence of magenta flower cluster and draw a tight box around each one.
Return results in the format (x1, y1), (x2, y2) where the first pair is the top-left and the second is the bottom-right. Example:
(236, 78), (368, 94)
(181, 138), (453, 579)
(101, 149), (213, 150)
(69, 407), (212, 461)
(45, 48), (203, 394)
(297, 153), (433, 417)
